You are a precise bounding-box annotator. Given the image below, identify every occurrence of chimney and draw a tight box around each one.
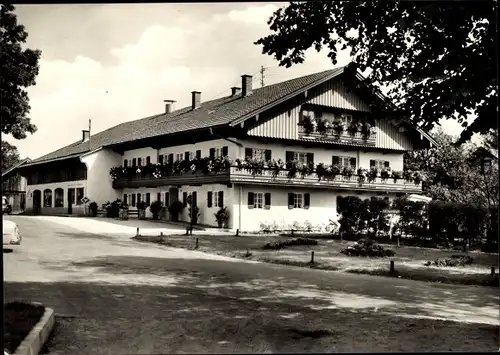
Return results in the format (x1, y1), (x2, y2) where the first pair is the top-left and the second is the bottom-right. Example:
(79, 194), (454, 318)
(82, 130), (90, 143)
(231, 87), (242, 96)
(164, 100), (176, 114)
(191, 91), (201, 110)
(241, 75), (253, 97)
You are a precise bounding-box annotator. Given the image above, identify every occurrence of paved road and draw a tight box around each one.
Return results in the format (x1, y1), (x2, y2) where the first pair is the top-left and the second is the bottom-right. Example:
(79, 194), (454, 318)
(3, 216), (499, 354)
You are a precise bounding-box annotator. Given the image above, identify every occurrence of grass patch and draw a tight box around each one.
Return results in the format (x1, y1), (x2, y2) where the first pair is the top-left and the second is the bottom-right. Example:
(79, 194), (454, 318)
(347, 266), (500, 287)
(4, 301), (46, 354)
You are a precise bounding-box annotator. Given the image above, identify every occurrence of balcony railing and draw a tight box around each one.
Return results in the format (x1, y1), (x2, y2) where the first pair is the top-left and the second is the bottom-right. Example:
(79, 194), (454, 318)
(298, 125), (376, 145)
(112, 166), (422, 193)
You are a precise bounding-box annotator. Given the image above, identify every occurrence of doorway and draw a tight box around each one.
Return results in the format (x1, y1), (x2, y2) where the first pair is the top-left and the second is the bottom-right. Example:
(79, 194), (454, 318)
(33, 190), (41, 214)
(67, 188), (75, 215)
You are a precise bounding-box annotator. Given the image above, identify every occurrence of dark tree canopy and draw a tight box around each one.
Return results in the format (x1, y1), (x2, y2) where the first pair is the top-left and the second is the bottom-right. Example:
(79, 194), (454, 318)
(256, 1), (497, 144)
(1, 140), (21, 172)
(1, 4), (40, 139)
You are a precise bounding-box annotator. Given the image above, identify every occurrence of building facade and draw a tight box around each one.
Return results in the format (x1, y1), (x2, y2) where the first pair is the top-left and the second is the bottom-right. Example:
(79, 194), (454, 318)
(16, 66), (435, 231)
(2, 159), (31, 214)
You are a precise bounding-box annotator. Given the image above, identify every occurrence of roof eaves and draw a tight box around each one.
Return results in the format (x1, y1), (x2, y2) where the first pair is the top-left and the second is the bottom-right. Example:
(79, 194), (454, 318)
(21, 153), (85, 168)
(2, 158), (32, 177)
(229, 67), (345, 127)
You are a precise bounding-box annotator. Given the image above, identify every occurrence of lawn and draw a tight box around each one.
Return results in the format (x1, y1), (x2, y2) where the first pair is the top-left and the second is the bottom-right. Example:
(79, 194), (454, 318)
(3, 301), (46, 354)
(134, 232), (499, 287)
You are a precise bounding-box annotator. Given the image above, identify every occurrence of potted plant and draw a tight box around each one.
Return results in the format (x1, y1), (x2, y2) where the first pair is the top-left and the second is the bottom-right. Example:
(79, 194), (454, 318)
(380, 168), (390, 182)
(357, 168), (366, 185)
(110, 199), (122, 218)
(392, 170), (403, 183)
(102, 201), (111, 217)
(360, 121), (374, 140)
(316, 118), (330, 136)
(214, 206), (230, 228)
(150, 200), (163, 220)
(347, 120), (361, 137)
(332, 118), (344, 137)
(367, 167), (378, 183)
(168, 200), (183, 222)
(136, 200), (147, 220)
(89, 202), (98, 217)
(119, 201), (129, 220)
(302, 114), (315, 135)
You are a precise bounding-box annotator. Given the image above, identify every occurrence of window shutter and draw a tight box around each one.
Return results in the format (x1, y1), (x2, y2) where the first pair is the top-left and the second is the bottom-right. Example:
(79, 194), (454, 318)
(158, 155), (164, 165)
(196, 150), (201, 159)
(288, 193), (294, 209)
(264, 193), (271, 210)
(168, 154), (174, 165)
(304, 193), (310, 209)
(245, 148), (253, 159)
(124, 194), (128, 204)
(350, 157), (357, 168)
(209, 148), (216, 159)
(370, 160), (376, 167)
(157, 192), (161, 202)
(207, 191), (213, 207)
(192, 191), (197, 206)
(146, 156), (151, 165)
(286, 151), (294, 162)
(306, 153), (314, 165)
(332, 156), (339, 166)
(248, 192), (254, 209)
(184, 152), (190, 161)
(137, 193), (141, 203)
(132, 158), (137, 167)
(222, 146), (228, 157)
(131, 194), (136, 207)
(165, 192), (170, 206)
(123, 159), (128, 167)
(183, 192), (188, 207)
(264, 150), (272, 161)
(138, 158), (142, 166)
(146, 193), (151, 206)
(218, 191), (224, 207)
(384, 161), (390, 168)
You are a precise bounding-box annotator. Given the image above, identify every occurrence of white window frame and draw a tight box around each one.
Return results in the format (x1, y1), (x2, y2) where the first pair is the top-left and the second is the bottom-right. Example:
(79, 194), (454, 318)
(293, 193), (303, 209)
(341, 114), (353, 128)
(253, 192), (264, 209)
(213, 191), (222, 208)
(293, 152), (310, 164)
(373, 160), (390, 170)
(176, 153), (183, 162)
(339, 156), (353, 168)
(251, 148), (265, 160)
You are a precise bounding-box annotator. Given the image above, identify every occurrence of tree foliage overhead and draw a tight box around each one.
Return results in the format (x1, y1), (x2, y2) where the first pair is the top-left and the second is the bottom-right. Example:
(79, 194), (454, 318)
(255, 1), (497, 143)
(1, 140), (21, 172)
(1, 4), (40, 139)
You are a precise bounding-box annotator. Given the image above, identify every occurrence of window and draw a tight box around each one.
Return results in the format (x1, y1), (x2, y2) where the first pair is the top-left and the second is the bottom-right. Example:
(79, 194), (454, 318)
(341, 114), (353, 128)
(76, 188), (84, 205)
(131, 193), (136, 207)
(245, 148), (271, 161)
(68, 188), (75, 204)
(43, 189), (52, 207)
(332, 156), (356, 169)
(138, 158), (142, 166)
(370, 160), (390, 170)
(285, 151), (313, 164)
(176, 153), (183, 162)
(54, 188), (64, 207)
(137, 193), (142, 204)
(208, 191), (224, 208)
(288, 192), (310, 209)
(248, 192), (263, 209)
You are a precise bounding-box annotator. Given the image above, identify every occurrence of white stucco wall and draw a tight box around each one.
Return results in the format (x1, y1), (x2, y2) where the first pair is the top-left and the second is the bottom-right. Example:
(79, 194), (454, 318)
(25, 180), (87, 215)
(158, 138), (240, 160)
(234, 185), (399, 232)
(80, 148), (122, 207)
(123, 147), (159, 166)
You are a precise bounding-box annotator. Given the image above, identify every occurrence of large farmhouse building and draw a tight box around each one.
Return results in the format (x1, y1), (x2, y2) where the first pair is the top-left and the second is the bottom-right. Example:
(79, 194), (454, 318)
(17, 66), (435, 231)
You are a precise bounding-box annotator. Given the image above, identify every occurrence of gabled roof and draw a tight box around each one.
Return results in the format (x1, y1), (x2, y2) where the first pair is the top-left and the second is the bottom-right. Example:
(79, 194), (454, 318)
(2, 158), (32, 178)
(27, 65), (435, 166)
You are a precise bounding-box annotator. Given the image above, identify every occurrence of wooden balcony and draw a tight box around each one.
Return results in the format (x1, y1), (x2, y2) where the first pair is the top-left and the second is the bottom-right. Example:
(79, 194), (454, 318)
(298, 125), (376, 146)
(112, 166), (422, 193)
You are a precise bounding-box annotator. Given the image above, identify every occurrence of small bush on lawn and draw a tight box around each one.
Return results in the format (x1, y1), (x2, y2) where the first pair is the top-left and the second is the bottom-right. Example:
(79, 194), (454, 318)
(424, 255), (474, 267)
(262, 238), (318, 250)
(340, 238), (395, 257)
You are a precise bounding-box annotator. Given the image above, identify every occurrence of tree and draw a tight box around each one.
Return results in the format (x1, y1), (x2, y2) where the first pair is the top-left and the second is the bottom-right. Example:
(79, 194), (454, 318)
(255, 1), (496, 144)
(1, 140), (20, 172)
(1, 4), (41, 139)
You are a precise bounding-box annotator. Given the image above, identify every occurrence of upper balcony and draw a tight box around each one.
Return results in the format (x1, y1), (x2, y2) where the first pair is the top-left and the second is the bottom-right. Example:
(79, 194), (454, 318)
(110, 157), (423, 193)
(298, 112), (376, 146)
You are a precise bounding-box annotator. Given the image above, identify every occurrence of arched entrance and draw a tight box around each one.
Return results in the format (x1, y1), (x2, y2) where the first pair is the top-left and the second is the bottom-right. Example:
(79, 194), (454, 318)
(33, 190), (42, 214)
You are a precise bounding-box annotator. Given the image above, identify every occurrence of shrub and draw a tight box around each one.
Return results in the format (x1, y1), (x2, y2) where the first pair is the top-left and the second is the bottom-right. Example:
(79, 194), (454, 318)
(262, 238), (318, 250)
(168, 201), (183, 222)
(150, 200), (163, 219)
(340, 238), (395, 257)
(427, 255), (474, 267)
(214, 206), (230, 228)
(88, 202), (98, 217)
(136, 201), (147, 210)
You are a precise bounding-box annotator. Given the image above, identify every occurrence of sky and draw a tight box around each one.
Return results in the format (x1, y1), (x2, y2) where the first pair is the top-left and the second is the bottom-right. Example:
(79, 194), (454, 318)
(6, 3), (476, 160)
